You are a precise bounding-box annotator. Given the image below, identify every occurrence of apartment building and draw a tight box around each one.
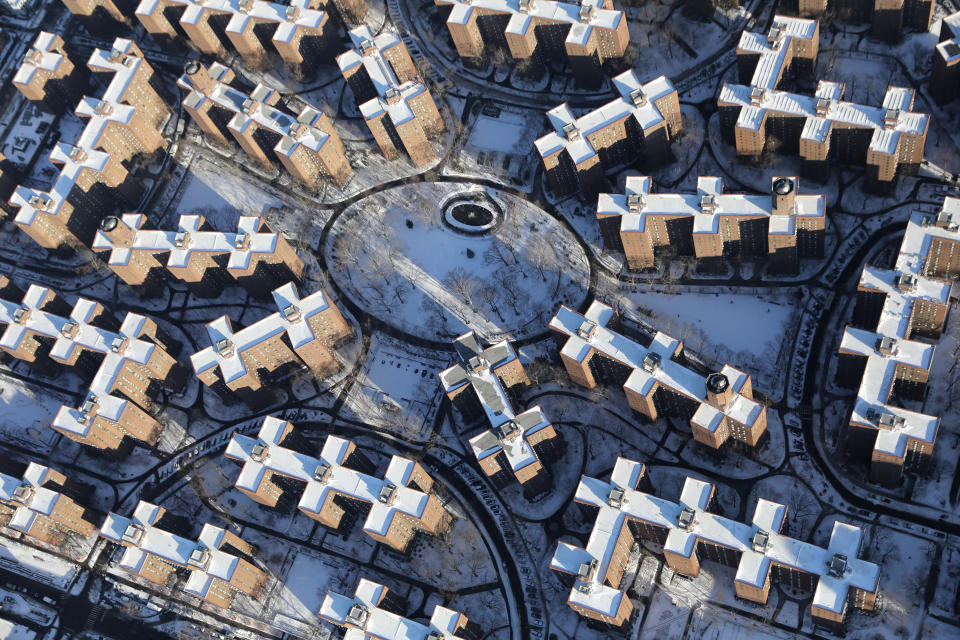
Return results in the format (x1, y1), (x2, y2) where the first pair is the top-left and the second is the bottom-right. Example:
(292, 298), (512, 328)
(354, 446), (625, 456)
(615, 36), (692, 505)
(736, 15), (819, 92)
(718, 80), (928, 191)
(552, 458), (880, 630)
(549, 301), (768, 452)
(178, 62), (352, 188)
(434, 0), (628, 88)
(14, 32), (89, 112)
(100, 501), (268, 609)
(59, 0), (128, 37)
(0, 284), (184, 453)
(94, 213), (305, 297)
(836, 198), (960, 486)
(535, 71), (681, 200)
(320, 578), (481, 639)
(597, 175), (826, 274)
(439, 332), (561, 497)
(0, 463), (97, 548)
(191, 283), (350, 405)
(780, 0), (933, 43)
(8, 38), (168, 252)
(224, 417), (452, 552)
(337, 25), (445, 167)
(135, 0), (335, 73)
(932, 11), (960, 104)
(0, 154), (17, 216)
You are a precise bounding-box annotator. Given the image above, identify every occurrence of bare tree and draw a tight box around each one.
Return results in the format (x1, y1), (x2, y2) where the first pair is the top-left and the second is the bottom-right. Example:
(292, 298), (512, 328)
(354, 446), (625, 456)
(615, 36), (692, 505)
(494, 272), (522, 315)
(445, 267), (480, 311)
(527, 242), (557, 281)
(478, 285), (505, 322)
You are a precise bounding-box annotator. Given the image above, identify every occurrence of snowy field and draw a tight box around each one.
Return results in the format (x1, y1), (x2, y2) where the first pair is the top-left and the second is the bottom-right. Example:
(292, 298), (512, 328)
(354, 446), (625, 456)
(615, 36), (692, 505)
(326, 182), (589, 342)
(175, 156), (285, 226)
(0, 619), (35, 640)
(0, 538), (79, 589)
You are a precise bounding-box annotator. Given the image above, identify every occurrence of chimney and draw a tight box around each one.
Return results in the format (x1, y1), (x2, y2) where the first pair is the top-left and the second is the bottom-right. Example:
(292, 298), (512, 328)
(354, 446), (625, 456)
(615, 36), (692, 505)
(771, 177), (796, 216)
(99, 216), (137, 248)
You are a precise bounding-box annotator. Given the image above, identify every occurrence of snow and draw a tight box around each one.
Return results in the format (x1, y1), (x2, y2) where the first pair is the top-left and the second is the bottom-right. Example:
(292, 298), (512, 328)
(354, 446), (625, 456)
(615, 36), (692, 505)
(175, 156), (284, 225)
(0, 537), (79, 589)
(467, 114), (528, 153)
(0, 619), (36, 640)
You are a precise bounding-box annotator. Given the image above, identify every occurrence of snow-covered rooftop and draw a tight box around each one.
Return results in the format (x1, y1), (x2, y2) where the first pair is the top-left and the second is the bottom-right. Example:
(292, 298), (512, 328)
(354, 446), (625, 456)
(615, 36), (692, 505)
(14, 32), (67, 88)
(0, 463), (63, 535)
(597, 175), (824, 236)
(736, 15), (818, 91)
(0, 284), (170, 443)
(320, 578), (470, 639)
(336, 25), (431, 128)
(939, 11), (960, 63)
(100, 501), (248, 601)
(552, 459), (880, 618)
(439, 332), (552, 476)
(549, 301), (764, 432)
(190, 283), (332, 384)
(719, 81), (928, 155)
(535, 71), (676, 164)
(224, 417), (435, 540)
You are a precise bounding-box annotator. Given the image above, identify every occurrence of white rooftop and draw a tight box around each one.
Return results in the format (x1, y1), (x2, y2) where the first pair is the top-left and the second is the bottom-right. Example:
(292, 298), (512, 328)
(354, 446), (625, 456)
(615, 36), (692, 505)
(0, 463), (62, 535)
(14, 32), (66, 88)
(736, 15), (817, 91)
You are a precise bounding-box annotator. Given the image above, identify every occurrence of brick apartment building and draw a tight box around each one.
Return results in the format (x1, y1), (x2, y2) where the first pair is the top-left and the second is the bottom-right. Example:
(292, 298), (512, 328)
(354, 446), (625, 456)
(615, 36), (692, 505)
(434, 0), (629, 89)
(100, 501), (268, 609)
(320, 578), (482, 639)
(224, 417), (452, 552)
(0, 282), (185, 454)
(597, 175), (826, 275)
(736, 15), (819, 92)
(836, 197), (960, 486)
(178, 62), (351, 188)
(134, 0), (336, 74)
(535, 71), (681, 200)
(549, 301), (768, 452)
(191, 283), (350, 406)
(438, 332), (561, 497)
(718, 80), (928, 191)
(8, 38), (169, 253)
(552, 458), (880, 631)
(14, 32), (90, 112)
(337, 25), (445, 167)
(94, 213), (305, 297)
(0, 462), (97, 548)
(931, 12), (960, 104)
(780, 0), (933, 43)
(59, 0), (129, 37)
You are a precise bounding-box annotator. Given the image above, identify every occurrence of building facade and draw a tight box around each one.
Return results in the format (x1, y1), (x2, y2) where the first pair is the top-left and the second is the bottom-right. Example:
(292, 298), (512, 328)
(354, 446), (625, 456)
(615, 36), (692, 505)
(0, 283), (185, 454)
(535, 71), (681, 200)
(597, 175), (826, 274)
(736, 15), (819, 92)
(191, 283), (351, 405)
(100, 501), (268, 609)
(780, 0), (933, 43)
(337, 25), (445, 167)
(932, 12), (960, 104)
(94, 213), (305, 297)
(439, 332), (561, 497)
(552, 458), (880, 630)
(0, 463), (97, 549)
(836, 198), (960, 486)
(434, 0), (629, 88)
(224, 417), (452, 552)
(550, 301), (768, 452)
(13, 32), (89, 112)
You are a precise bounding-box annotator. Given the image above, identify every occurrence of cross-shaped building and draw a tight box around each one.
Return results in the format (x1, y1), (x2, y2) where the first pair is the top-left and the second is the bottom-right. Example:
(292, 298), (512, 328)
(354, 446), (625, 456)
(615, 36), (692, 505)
(0, 462), (96, 549)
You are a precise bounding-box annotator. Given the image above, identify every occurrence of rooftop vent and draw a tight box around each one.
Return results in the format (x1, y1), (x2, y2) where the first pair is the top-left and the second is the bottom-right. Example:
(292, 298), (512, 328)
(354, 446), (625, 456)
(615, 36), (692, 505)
(883, 108), (900, 130)
(285, 5), (300, 20)
(27, 194), (51, 210)
(642, 352), (661, 373)
(607, 486), (625, 508)
(11, 484), (33, 505)
(174, 231), (189, 248)
(81, 397), (97, 415)
(360, 39), (375, 55)
(313, 461), (331, 482)
(706, 372), (729, 394)
(237, 0), (253, 12)
(875, 336), (896, 356)
(678, 507), (696, 530)
(630, 87), (646, 106)
(384, 87), (401, 104)
(241, 98), (257, 115)
(576, 319), (596, 340)
(107, 48), (128, 65)
(94, 100), (113, 116)
(234, 232), (249, 250)
(250, 442), (269, 462)
(894, 272), (917, 292)
(936, 209), (959, 231)
(184, 60), (201, 76)
(627, 193), (643, 211)
(24, 48), (43, 65)
(467, 355), (485, 372)
(187, 546), (210, 569)
(426, 633), (445, 640)
(346, 603), (369, 627)
(68, 147), (87, 163)
(100, 216), (119, 232)
(12, 307), (29, 324)
(518, 0), (534, 12)
(578, 4), (595, 22)
(121, 522), (144, 544)
(282, 304), (301, 322)
(110, 336), (127, 354)
(751, 529), (769, 553)
(772, 177), (794, 196)
(877, 412), (905, 429)
(750, 87), (765, 105)
(379, 482), (398, 505)
(577, 558), (598, 582)
(60, 321), (78, 338)
(700, 193), (717, 213)
(827, 553), (848, 578)
(215, 338), (234, 357)
(767, 26), (783, 44)
(494, 420), (520, 441)
(561, 122), (580, 141)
